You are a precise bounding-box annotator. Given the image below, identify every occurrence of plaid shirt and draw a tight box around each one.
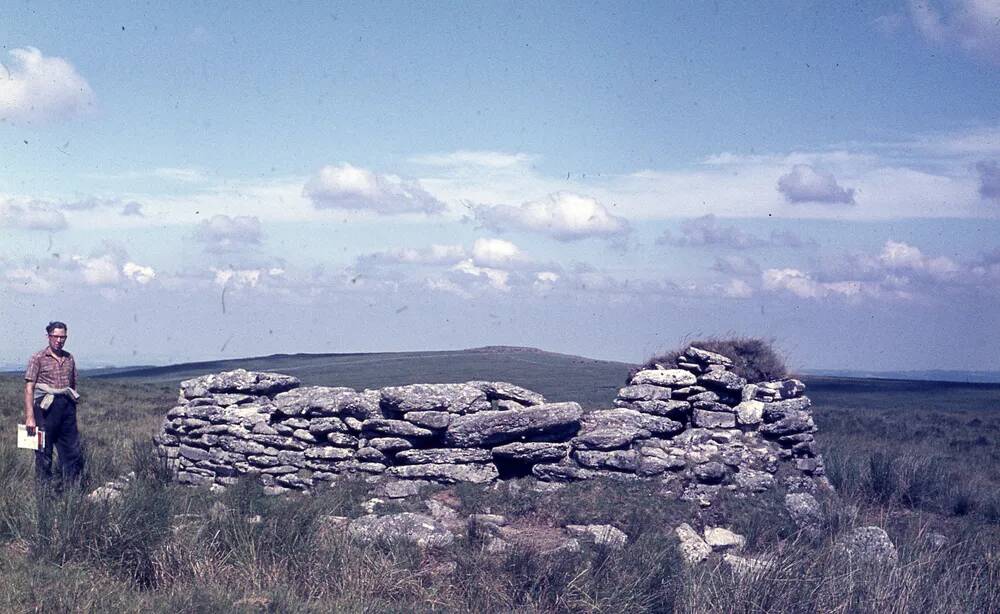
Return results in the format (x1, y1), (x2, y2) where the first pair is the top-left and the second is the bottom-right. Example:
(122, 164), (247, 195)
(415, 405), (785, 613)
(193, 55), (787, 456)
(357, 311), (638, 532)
(25, 348), (77, 389)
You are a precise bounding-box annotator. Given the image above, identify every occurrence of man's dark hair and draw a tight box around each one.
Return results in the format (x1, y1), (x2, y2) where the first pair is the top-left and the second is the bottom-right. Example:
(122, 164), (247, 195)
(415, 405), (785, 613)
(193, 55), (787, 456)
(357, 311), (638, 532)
(46, 321), (68, 334)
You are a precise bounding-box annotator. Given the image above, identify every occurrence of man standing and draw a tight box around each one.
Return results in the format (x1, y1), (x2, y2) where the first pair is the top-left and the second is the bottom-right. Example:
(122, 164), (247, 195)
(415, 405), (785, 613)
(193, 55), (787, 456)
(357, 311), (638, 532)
(24, 321), (83, 486)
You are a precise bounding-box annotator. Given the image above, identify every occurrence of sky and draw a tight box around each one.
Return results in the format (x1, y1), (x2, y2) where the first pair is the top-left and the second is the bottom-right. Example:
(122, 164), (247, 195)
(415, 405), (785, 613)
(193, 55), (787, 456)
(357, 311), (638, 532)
(1, 1), (999, 372)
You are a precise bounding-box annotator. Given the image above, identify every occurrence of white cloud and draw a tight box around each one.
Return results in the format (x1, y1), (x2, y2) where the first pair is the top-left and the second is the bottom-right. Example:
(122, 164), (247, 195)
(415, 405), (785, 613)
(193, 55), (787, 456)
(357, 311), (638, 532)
(73, 255), (121, 286)
(761, 240), (972, 302)
(123, 262), (156, 284)
(368, 244), (468, 265)
(154, 167), (206, 182)
(762, 268), (871, 299)
(410, 150), (536, 169)
(722, 278), (754, 299)
(0, 201), (68, 231)
(470, 238), (524, 268)
(908, 0), (1000, 64)
(777, 165), (856, 205)
(976, 160), (1000, 201)
(0, 47), (96, 124)
(192, 214), (263, 252)
(878, 240), (959, 278)
(212, 267), (285, 289)
(303, 164), (445, 215)
(474, 192), (630, 241)
(451, 260), (511, 291)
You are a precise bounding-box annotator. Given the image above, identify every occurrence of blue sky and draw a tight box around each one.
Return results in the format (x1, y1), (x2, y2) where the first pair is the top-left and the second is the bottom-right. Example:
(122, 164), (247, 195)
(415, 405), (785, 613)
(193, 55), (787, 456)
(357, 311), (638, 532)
(2, 1), (999, 371)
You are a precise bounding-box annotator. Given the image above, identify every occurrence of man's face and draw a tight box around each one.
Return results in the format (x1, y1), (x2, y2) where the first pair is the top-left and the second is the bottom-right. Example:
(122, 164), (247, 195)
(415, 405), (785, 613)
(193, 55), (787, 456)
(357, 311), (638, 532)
(48, 328), (68, 353)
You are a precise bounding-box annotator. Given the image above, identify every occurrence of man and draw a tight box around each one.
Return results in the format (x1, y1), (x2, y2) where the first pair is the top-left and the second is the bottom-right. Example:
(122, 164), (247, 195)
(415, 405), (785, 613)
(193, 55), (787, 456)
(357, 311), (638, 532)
(24, 321), (83, 485)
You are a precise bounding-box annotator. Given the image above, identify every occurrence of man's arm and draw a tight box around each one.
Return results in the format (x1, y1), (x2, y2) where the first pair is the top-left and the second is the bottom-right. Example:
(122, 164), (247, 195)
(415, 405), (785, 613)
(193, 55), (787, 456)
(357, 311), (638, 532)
(24, 381), (35, 428)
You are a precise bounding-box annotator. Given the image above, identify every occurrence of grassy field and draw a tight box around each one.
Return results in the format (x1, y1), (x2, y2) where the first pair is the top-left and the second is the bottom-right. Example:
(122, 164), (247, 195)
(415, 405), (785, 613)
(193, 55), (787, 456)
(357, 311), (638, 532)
(1, 351), (999, 613)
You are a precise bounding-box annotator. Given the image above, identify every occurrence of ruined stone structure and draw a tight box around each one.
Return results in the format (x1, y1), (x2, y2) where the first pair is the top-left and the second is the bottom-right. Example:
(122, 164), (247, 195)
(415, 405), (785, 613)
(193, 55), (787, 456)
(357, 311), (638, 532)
(154, 346), (829, 502)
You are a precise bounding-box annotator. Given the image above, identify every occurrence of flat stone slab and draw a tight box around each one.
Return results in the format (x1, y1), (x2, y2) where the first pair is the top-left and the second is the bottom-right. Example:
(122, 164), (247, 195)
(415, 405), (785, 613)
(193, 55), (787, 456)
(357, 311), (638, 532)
(181, 369), (301, 398)
(443, 402), (583, 448)
(491, 442), (569, 463)
(380, 383), (490, 414)
(630, 369), (697, 387)
(467, 381), (546, 406)
(386, 463), (499, 484)
(394, 448), (493, 465)
(272, 386), (362, 416)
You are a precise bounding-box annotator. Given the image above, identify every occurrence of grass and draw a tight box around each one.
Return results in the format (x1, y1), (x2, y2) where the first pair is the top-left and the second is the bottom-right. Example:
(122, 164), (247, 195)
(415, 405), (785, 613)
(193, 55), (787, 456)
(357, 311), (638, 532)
(1, 369), (999, 612)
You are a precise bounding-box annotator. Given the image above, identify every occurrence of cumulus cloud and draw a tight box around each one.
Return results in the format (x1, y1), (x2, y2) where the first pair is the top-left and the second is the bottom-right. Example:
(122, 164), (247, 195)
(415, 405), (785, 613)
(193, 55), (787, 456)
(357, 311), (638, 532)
(470, 238), (525, 268)
(192, 214), (263, 252)
(877, 240), (959, 278)
(762, 240), (969, 302)
(762, 268), (872, 299)
(303, 164), (446, 215)
(907, 0), (1000, 64)
(450, 260), (511, 291)
(0, 47), (96, 124)
(2, 249), (157, 294)
(976, 160), (1000, 201)
(73, 255), (121, 286)
(657, 215), (812, 249)
(777, 165), (856, 205)
(363, 244), (468, 266)
(212, 267), (285, 289)
(0, 201), (68, 231)
(474, 192), (630, 241)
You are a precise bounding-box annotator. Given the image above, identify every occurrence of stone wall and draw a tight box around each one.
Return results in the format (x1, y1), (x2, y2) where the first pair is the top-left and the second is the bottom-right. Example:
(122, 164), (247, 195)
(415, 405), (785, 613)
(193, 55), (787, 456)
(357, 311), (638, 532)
(154, 345), (829, 501)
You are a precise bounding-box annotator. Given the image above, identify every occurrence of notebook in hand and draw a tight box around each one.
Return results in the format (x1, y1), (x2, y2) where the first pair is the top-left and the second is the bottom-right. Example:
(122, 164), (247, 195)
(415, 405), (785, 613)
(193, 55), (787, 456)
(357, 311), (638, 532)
(17, 424), (45, 450)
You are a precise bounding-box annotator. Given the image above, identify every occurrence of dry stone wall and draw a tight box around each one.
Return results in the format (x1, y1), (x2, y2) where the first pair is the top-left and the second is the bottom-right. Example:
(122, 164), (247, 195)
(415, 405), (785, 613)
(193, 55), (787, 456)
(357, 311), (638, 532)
(154, 346), (830, 501)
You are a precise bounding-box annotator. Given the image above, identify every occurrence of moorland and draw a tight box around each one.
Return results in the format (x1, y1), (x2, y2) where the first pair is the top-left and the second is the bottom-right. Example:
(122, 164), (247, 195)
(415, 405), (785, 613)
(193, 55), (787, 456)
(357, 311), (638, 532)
(1, 347), (998, 613)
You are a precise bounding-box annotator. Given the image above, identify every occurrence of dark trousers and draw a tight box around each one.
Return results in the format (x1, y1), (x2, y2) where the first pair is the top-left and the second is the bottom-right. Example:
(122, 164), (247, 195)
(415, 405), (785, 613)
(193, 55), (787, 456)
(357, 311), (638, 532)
(33, 395), (84, 486)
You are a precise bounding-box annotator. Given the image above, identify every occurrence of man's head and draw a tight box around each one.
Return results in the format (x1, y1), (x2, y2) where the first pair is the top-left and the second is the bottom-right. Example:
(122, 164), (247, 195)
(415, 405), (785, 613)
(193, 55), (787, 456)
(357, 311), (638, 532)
(46, 321), (68, 353)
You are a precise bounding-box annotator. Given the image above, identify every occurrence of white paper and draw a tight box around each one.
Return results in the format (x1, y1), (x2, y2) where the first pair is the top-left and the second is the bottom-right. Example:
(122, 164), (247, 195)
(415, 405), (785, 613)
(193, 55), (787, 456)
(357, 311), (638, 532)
(17, 424), (45, 450)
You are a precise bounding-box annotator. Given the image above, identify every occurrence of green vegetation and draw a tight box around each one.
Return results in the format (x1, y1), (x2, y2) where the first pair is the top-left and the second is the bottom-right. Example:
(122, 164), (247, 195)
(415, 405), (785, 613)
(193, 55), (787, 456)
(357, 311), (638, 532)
(2, 360), (999, 612)
(635, 337), (788, 383)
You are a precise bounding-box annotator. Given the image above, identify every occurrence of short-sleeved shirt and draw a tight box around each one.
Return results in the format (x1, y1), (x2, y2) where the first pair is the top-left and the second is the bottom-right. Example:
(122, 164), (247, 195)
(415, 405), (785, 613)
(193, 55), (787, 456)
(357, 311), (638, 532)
(25, 348), (77, 389)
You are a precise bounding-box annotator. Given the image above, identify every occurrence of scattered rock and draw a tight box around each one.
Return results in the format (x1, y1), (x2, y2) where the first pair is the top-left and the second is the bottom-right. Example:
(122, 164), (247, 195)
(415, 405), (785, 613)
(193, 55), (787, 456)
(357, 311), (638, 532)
(835, 526), (898, 566)
(703, 527), (746, 551)
(785, 492), (824, 531)
(348, 513), (455, 547)
(565, 524), (628, 549)
(723, 553), (774, 577)
(675, 523), (712, 565)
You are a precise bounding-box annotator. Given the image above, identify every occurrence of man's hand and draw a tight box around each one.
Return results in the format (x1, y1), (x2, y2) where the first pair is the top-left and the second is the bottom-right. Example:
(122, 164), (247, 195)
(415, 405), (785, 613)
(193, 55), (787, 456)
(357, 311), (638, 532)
(23, 381), (35, 429)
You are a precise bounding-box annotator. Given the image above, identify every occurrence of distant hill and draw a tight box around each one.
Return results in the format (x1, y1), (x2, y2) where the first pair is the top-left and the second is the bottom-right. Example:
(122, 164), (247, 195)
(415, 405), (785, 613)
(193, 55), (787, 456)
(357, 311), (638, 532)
(86, 346), (635, 409)
(803, 369), (1000, 385)
(66, 346), (1000, 412)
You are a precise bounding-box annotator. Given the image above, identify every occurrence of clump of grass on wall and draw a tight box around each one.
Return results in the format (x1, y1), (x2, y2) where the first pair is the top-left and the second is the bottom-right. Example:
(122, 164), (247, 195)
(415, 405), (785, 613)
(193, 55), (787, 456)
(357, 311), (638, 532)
(635, 336), (788, 383)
